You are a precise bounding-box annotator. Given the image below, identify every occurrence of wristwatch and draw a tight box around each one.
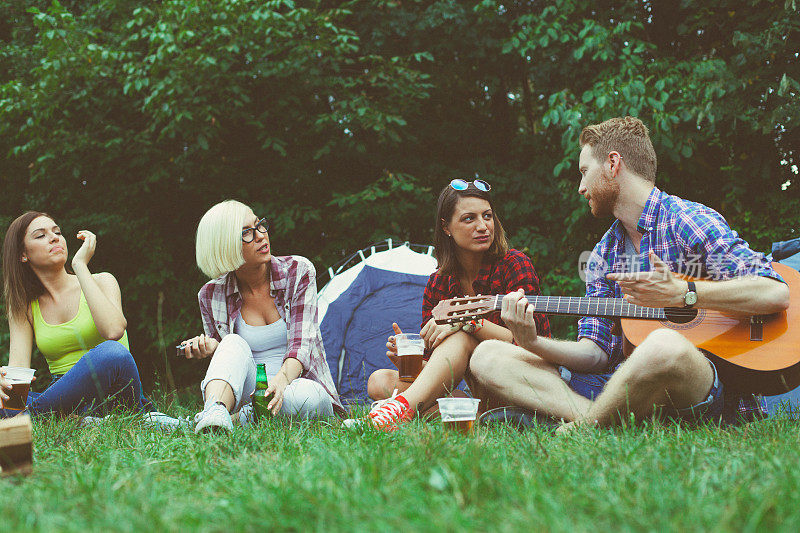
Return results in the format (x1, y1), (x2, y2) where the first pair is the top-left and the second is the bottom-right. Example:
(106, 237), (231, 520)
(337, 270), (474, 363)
(683, 281), (698, 308)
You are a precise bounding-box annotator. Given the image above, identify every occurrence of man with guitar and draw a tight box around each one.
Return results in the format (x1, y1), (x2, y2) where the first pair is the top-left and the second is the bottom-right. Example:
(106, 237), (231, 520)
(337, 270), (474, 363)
(466, 116), (790, 429)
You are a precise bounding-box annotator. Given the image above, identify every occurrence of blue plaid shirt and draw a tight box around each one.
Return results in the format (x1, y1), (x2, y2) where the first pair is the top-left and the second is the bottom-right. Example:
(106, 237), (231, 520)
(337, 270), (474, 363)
(578, 187), (782, 368)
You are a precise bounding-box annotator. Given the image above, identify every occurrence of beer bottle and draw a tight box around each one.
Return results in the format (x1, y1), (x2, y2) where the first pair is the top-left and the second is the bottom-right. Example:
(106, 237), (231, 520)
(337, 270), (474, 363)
(251, 363), (275, 420)
(255, 363), (268, 391)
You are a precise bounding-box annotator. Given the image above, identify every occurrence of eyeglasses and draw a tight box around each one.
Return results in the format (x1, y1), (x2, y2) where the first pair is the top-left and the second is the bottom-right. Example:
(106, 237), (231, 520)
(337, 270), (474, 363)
(242, 218), (269, 243)
(449, 179), (491, 192)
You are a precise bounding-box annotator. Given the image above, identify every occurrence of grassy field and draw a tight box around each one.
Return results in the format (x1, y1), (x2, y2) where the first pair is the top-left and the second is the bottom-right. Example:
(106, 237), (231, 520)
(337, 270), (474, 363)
(3, 400), (800, 533)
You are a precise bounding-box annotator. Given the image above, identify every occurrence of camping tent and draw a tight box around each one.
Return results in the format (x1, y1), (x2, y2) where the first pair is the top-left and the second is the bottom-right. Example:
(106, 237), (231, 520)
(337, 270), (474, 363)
(318, 240), (438, 406)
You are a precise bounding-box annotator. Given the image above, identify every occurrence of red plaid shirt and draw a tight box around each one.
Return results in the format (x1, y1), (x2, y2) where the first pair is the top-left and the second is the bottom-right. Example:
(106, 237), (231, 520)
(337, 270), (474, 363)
(422, 249), (551, 340)
(197, 255), (344, 414)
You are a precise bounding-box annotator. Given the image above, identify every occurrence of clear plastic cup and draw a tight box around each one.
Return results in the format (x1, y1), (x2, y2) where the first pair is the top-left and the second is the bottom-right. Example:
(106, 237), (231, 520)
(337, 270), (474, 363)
(0, 367), (35, 410)
(395, 333), (425, 383)
(437, 397), (480, 435)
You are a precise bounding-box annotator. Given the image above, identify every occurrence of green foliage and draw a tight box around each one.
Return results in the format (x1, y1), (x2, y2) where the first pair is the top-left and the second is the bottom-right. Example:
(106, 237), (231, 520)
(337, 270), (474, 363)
(328, 171), (435, 244)
(1, 0), (798, 388)
(0, 0), (432, 386)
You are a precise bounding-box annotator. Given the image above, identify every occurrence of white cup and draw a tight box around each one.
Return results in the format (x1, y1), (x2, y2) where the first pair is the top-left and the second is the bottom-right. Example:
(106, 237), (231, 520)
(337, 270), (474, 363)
(437, 397), (480, 434)
(1, 367), (36, 383)
(395, 333), (425, 356)
(0, 366), (35, 410)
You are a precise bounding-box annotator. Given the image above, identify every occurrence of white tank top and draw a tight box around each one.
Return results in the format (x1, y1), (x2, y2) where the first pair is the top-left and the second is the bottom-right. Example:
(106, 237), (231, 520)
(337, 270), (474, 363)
(233, 315), (288, 377)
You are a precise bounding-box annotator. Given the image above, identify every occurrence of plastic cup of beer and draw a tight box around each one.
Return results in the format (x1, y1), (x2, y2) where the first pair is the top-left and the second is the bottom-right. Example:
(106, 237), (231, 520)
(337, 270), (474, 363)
(395, 333), (425, 383)
(437, 397), (480, 435)
(0, 367), (35, 410)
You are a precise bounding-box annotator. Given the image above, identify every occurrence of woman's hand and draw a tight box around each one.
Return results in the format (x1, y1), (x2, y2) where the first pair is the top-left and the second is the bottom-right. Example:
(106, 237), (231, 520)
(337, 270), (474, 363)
(420, 317), (462, 351)
(264, 372), (290, 415)
(71, 230), (97, 270)
(0, 370), (11, 405)
(385, 322), (403, 368)
(179, 334), (219, 359)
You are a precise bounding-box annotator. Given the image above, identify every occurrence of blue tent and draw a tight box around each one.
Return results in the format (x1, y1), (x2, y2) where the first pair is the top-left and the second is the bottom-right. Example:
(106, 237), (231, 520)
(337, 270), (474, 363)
(763, 238), (800, 417)
(318, 241), (438, 406)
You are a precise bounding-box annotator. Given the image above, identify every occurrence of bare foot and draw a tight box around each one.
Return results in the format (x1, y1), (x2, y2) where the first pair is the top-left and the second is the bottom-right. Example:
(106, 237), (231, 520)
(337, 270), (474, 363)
(555, 421), (578, 434)
(555, 419), (598, 434)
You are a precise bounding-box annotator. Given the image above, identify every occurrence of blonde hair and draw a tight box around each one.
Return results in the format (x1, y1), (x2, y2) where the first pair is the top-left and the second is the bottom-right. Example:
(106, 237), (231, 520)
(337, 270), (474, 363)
(195, 200), (250, 279)
(579, 116), (657, 182)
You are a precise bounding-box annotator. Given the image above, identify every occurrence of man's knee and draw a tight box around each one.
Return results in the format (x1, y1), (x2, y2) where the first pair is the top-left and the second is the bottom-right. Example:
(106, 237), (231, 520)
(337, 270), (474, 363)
(367, 369), (399, 400)
(629, 328), (697, 382)
(469, 340), (515, 384)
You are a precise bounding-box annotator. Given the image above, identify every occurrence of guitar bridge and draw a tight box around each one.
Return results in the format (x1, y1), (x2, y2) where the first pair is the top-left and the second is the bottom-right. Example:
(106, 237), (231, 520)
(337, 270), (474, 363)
(750, 316), (764, 342)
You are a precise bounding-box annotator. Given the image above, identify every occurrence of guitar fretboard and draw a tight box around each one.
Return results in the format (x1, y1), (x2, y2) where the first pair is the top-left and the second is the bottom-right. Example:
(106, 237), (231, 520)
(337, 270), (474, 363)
(494, 295), (668, 320)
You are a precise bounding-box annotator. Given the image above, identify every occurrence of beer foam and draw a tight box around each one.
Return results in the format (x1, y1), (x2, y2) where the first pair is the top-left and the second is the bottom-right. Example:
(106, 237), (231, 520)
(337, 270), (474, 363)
(397, 346), (423, 357)
(440, 414), (476, 422)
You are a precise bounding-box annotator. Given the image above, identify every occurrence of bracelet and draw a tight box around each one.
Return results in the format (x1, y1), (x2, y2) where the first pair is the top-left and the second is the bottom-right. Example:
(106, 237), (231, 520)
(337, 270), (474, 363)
(461, 318), (484, 334)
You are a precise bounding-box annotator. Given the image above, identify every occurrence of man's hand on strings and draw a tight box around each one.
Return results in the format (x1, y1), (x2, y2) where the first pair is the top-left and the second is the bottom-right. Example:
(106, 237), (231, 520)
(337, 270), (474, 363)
(500, 288), (538, 349)
(606, 250), (687, 308)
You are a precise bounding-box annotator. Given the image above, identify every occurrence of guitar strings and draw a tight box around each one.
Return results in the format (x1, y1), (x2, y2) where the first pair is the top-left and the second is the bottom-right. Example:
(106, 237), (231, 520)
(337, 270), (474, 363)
(450, 301), (730, 317)
(444, 307), (760, 323)
(441, 315), (760, 328)
(444, 296), (775, 322)
(444, 313), (753, 324)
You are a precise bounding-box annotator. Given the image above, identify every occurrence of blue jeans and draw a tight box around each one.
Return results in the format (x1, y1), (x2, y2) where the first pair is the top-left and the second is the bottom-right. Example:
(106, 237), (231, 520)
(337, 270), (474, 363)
(559, 360), (725, 422)
(1, 341), (149, 418)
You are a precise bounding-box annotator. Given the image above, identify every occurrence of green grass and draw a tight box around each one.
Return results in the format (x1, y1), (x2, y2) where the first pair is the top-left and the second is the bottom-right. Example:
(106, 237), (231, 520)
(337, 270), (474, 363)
(4, 403), (800, 532)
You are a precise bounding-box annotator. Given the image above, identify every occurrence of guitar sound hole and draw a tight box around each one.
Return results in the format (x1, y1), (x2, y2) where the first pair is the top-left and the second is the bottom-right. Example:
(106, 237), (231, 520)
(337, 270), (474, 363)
(663, 307), (698, 324)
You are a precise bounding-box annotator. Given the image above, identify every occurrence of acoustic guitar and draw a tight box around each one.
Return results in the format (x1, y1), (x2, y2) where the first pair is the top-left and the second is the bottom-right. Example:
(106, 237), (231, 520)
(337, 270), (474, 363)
(431, 262), (800, 395)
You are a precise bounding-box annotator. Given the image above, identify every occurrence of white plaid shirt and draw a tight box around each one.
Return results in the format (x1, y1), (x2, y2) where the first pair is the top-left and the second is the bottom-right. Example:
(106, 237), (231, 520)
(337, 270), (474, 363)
(197, 255), (343, 414)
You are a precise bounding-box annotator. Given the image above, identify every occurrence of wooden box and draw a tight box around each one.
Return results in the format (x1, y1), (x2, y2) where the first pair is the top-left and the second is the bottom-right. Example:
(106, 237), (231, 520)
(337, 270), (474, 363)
(0, 415), (32, 476)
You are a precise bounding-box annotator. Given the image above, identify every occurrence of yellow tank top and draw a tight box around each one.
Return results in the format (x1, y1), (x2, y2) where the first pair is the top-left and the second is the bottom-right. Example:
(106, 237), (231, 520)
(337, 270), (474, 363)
(31, 291), (129, 375)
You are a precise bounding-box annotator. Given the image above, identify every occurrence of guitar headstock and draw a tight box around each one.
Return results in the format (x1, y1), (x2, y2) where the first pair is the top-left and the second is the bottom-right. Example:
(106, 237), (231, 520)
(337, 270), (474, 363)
(432, 296), (496, 324)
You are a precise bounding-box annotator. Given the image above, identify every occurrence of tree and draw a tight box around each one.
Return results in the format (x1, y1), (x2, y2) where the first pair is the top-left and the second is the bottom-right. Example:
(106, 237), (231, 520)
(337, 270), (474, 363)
(2, 0), (797, 385)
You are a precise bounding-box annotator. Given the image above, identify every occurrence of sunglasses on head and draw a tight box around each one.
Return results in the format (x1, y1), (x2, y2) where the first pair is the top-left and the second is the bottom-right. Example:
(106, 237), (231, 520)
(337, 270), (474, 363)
(449, 179), (491, 192)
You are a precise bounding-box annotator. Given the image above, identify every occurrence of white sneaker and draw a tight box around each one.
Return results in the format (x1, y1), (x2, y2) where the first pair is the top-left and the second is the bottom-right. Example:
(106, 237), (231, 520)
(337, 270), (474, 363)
(80, 414), (111, 427)
(342, 416), (363, 429)
(144, 411), (191, 430)
(193, 402), (233, 434)
(238, 404), (254, 427)
(80, 412), (191, 430)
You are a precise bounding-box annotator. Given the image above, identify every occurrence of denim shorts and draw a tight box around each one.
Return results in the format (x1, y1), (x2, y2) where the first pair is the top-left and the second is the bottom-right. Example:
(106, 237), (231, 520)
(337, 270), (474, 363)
(558, 360), (725, 422)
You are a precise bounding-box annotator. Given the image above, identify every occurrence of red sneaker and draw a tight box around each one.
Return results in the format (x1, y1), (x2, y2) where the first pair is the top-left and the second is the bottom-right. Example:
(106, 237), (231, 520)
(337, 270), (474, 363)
(367, 396), (414, 432)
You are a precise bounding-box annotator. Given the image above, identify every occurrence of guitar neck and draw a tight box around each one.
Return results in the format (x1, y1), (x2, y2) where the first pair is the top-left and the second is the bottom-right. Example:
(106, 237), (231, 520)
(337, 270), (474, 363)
(493, 295), (668, 320)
